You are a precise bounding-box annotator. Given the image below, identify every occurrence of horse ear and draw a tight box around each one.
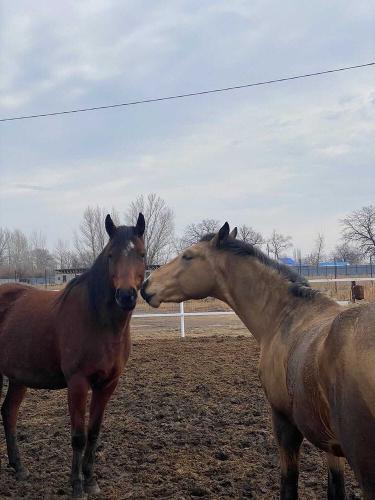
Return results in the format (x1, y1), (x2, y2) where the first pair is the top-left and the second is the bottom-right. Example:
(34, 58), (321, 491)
(135, 212), (145, 237)
(211, 222), (230, 247)
(229, 227), (238, 239)
(105, 214), (117, 238)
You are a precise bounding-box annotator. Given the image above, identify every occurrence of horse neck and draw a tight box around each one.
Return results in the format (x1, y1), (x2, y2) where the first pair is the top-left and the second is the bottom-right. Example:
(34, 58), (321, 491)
(213, 253), (337, 347)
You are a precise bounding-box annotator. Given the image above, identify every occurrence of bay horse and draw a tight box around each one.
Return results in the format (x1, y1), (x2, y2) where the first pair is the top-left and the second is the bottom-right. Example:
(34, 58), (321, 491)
(0, 213), (146, 499)
(141, 222), (375, 499)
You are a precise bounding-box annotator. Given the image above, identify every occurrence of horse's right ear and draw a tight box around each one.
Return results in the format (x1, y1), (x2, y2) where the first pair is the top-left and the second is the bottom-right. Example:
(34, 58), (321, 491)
(211, 222), (230, 247)
(105, 214), (117, 238)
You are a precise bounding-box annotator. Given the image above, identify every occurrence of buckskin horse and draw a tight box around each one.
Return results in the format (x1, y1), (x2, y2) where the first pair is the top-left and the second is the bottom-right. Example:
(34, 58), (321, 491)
(0, 213), (145, 499)
(141, 222), (375, 499)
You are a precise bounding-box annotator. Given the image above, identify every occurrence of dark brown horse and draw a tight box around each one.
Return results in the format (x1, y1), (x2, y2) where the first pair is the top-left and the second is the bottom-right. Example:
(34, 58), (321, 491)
(0, 213), (145, 499)
(142, 222), (375, 499)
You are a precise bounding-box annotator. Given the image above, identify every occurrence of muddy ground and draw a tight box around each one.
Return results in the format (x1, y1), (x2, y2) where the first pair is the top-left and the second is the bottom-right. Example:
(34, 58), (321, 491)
(0, 334), (362, 499)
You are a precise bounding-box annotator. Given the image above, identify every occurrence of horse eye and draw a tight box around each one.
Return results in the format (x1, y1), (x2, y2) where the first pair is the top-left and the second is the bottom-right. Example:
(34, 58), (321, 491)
(182, 253), (194, 261)
(108, 254), (113, 259)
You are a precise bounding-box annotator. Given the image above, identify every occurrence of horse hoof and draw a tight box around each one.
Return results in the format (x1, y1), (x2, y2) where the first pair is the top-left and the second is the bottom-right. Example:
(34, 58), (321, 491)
(84, 478), (101, 495)
(16, 468), (30, 481)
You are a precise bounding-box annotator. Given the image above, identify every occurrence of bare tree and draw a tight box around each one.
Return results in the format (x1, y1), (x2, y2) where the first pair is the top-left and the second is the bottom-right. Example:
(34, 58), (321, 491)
(341, 205), (375, 257)
(125, 193), (174, 265)
(0, 228), (10, 266)
(74, 206), (113, 265)
(29, 230), (47, 251)
(7, 229), (30, 276)
(305, 233), (325, 273)
(238, 225), (264, 247)
(332, 242), (363, 264)
(30, 248), (56, 274)
(177, 219), (220, 251)
(54, 239), (75, 269)
(267, 230), (292, 260)
(28, 230), (55, 274)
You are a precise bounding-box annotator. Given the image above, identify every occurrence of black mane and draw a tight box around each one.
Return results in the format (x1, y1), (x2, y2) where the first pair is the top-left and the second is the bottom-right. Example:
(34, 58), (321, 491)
(58, 226), (136, 319)
(200, 233), (317, 299)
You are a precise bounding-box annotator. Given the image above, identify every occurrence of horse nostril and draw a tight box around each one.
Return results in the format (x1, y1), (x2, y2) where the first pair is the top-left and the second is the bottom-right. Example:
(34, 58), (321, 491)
(115, 287), (137, 310)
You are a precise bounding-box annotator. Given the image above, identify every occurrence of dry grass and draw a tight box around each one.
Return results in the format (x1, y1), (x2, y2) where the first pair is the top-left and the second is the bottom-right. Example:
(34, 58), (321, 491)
(312, 280), (375, 303)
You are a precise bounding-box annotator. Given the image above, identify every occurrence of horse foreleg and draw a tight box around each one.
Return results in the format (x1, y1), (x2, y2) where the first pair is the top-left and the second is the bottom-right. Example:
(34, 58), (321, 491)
(326, 453), (346, 499)
(67, 375), (89, 499)
(1, 380), (28, 480)
(82, 379), (118, 495)
(272, 409), (303, 500)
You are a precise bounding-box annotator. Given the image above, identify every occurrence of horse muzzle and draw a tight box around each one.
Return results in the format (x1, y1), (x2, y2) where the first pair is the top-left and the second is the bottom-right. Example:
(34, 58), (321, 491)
(115, 287), (137, 311)
(140, 280), (160, 308)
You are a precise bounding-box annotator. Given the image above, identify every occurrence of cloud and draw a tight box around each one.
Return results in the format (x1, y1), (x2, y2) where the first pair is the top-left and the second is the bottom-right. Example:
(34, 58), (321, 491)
(0, 0), (374, 255)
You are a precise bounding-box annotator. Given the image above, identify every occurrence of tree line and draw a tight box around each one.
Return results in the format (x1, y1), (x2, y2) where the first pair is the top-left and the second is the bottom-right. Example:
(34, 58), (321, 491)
(0, 194), (374, 278)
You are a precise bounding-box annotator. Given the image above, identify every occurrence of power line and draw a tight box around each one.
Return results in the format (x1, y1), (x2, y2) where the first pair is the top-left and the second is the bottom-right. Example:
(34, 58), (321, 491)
(1, 62), (374, 123)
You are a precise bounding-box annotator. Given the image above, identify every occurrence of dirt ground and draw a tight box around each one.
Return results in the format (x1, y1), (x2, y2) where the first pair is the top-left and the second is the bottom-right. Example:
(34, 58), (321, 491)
(0, 333), (362, 500)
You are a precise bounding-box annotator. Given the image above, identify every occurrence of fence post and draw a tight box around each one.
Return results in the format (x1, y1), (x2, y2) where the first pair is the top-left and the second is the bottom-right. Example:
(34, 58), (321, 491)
(179, 301), (185, 338)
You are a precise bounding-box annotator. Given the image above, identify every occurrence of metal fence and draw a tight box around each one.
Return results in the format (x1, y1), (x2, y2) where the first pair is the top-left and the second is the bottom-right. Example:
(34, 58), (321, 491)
(292, 263), (374, 278)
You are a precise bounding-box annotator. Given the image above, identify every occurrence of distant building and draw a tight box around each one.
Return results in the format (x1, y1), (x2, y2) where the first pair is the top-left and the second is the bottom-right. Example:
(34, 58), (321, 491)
(279, 257), (296, 266)
(55, 268), (87, 284)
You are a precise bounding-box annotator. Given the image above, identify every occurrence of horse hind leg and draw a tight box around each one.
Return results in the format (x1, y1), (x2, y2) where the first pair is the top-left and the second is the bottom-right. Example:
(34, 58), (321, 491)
(326, 453), (346, 499)
(1, 380), (29, 480)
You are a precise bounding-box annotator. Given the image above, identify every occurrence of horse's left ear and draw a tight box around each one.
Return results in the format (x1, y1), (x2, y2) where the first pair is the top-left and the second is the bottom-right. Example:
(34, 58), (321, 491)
(229, 227), (238, 239)
(135, 212), (145, 237)
(105, 214), (117, 238)
(211, 222), (230, 247)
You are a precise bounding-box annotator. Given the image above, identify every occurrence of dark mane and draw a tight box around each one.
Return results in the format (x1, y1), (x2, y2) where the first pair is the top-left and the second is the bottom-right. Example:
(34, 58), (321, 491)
(200, 233), (318, 299)
(58, 226), (135, 319)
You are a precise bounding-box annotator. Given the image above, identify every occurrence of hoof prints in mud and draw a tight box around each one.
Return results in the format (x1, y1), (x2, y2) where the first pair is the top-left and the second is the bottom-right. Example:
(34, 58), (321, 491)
(0, 336), (361, 499)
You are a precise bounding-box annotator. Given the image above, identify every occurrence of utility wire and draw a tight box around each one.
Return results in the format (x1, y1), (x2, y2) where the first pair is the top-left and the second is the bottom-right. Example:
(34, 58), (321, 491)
(1, 62), (374, 123)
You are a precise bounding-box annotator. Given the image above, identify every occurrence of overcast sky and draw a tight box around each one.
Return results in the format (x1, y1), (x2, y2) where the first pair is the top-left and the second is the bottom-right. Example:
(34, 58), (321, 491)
(0, 0), (374, 255)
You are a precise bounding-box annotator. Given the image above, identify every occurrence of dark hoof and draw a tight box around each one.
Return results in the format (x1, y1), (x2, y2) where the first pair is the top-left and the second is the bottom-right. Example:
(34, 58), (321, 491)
(84, 478), (101, 495)
(15, 467), (30, 481)
(71, 480), (88, 499)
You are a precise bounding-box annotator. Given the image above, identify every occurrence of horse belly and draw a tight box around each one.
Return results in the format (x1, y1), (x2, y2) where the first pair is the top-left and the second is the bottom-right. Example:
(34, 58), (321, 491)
(293, 400), (342, 454)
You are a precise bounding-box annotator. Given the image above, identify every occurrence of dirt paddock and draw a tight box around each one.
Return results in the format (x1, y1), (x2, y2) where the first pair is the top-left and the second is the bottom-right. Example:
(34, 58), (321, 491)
(0, 333), (362, 499)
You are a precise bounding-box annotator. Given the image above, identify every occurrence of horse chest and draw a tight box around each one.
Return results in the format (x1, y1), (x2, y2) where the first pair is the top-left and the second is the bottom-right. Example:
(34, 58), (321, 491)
(75, 336), (129, 383)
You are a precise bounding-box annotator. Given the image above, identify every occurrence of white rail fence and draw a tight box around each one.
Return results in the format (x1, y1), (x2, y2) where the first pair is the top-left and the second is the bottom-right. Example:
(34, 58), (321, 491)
(133, 277), (375, 338)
